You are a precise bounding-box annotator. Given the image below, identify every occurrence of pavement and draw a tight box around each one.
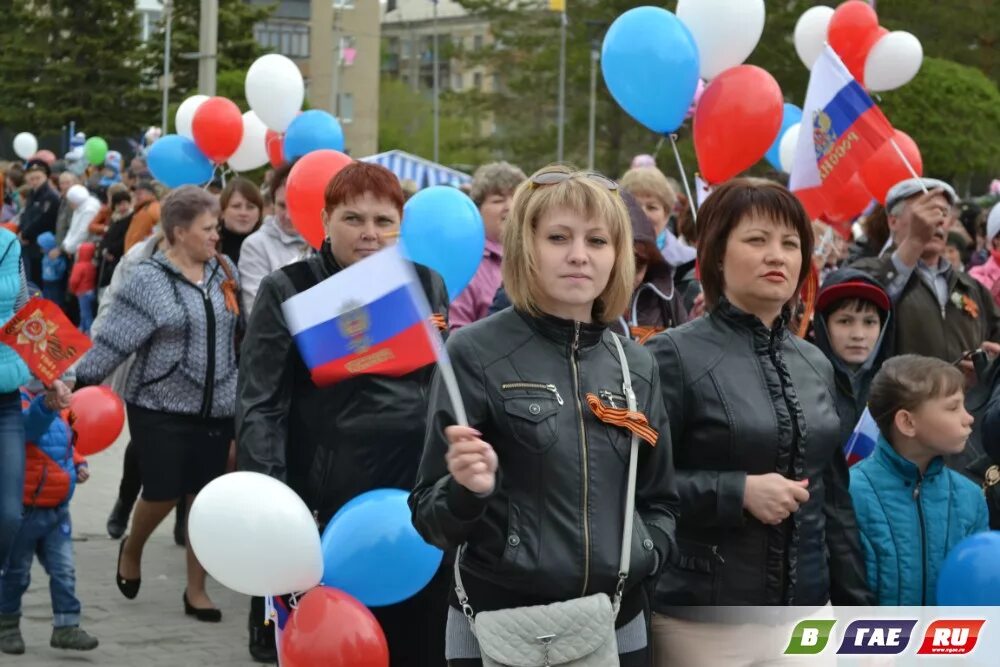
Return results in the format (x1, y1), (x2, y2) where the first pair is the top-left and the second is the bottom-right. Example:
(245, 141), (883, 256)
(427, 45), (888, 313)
(12, 424), (264, 666)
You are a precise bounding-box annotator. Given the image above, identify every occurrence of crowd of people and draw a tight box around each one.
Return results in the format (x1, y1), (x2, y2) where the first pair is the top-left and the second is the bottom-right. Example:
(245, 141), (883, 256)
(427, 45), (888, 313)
(0, 144), (999, 665)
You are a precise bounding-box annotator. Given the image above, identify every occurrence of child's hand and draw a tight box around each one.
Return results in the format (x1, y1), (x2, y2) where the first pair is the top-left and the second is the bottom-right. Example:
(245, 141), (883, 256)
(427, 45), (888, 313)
(44, 380), (72, 411)
(76, 465), (89, 484)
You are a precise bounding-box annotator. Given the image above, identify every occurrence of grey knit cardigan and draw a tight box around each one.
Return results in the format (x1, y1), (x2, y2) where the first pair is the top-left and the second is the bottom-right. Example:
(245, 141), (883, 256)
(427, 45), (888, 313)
(76, 251), (240, 419)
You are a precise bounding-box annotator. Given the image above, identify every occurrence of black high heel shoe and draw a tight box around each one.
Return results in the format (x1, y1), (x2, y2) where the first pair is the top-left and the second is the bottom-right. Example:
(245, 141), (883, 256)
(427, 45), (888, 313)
(184, 592), (222, 623)
(115, 538), (140, 600)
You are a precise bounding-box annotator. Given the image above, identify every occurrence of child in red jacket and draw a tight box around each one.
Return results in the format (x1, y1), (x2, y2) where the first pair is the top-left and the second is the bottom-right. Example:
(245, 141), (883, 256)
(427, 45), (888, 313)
(68, 242), (98, 334)
(0, 379), (99, 655)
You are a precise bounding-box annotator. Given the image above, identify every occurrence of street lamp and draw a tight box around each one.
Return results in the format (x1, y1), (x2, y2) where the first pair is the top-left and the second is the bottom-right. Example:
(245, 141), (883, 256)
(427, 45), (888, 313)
(161, 0), (173, 133)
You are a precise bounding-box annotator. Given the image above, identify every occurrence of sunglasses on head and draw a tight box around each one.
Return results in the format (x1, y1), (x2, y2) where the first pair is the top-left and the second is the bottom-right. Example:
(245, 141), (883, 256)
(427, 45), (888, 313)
(529, 170), (618, 192)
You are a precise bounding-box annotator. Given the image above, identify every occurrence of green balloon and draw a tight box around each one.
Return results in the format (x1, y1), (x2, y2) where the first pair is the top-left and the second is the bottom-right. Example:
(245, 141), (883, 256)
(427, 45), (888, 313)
(84, 137), (109, 165)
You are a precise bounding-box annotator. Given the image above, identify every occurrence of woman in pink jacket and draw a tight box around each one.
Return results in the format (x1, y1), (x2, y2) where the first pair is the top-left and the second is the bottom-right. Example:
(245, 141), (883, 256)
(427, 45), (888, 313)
(969, 204), (1000, 305)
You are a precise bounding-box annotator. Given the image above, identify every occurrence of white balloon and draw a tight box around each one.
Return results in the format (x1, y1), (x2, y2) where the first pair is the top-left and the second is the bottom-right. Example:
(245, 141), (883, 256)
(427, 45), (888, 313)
(864, 31), (923, 92)
(245, 54), (304, 132)
(677, 0), (765, 80)
(794, 6), (835, 71)
(188, 472), (322, 597)
(228, 111), (270, 172)
(175, 95), (209, 140)
(13, 132), (38, 160)
(779, 123), (801, 174)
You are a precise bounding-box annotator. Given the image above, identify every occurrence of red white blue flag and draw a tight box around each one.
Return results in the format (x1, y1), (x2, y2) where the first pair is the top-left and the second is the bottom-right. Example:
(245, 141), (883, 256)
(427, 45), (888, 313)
(789, 45), (894, 220)
(281, 246), (443, 387)
(844, 407), (879, 466)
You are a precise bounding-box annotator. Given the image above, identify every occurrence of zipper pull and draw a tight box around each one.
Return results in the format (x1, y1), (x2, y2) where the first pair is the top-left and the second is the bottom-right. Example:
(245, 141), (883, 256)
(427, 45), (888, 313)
(912, 479), (922, 500)
(711, 545), (726, 564)
(546, 384), (564, 405)
(572, 322), (580, 355)
(599, 389), (618, 408)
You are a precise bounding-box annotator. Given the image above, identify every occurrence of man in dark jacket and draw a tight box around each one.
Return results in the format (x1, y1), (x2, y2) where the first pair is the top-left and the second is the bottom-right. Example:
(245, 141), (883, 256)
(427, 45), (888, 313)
(236, 162), (450, 666)
(813, 270), (895, 449)
(18, 160), (60, 286)
(851, 178), (1000, 365)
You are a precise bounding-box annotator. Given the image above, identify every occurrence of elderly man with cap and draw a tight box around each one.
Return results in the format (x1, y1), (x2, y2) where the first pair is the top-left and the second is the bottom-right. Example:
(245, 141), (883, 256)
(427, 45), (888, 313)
(969, 205), (1000, 305)
(851, 178), (1000, 368)
(17, 159), (61, 285)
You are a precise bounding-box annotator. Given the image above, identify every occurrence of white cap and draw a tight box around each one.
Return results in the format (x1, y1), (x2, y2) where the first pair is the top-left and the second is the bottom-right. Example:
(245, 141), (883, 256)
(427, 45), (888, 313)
(67, 184), (90, 207)
(988, 204), (1000, 244)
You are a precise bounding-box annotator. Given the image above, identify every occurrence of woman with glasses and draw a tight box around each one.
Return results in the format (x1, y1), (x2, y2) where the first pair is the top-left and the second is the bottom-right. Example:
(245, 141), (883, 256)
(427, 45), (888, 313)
(410, 166), (679, 666)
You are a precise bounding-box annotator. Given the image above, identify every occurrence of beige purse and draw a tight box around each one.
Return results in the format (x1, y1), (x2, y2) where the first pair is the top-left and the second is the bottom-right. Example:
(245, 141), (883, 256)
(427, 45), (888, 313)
(454, 335), (641, 667)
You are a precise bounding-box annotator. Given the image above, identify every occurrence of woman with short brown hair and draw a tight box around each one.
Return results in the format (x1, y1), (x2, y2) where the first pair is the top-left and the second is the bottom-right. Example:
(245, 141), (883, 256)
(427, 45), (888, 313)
(646, 178), (872, 665)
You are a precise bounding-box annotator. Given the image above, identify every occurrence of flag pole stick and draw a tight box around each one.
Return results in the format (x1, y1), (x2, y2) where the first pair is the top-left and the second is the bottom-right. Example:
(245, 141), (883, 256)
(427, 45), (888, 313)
(888, 137), (928, 194)
(669, 133), (698, 224)
(435, 355), (469, 427)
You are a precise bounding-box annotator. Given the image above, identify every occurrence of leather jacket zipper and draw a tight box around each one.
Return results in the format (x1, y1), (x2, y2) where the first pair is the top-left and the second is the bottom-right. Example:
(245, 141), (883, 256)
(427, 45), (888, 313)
(570, 321), (591, 595)
(599, 389), (626, 408)
(500, 382), (564, 405)
(913, 476), (927, 605)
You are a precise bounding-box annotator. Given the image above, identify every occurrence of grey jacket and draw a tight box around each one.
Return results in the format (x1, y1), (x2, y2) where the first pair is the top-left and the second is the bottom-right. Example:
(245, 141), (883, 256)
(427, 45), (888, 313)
(76, 251), (240, 418)
(237, 217), (311, 317)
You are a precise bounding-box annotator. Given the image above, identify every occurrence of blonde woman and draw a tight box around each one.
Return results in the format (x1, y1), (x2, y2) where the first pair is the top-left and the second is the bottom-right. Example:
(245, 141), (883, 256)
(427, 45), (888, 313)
(410, 166), (679, 666)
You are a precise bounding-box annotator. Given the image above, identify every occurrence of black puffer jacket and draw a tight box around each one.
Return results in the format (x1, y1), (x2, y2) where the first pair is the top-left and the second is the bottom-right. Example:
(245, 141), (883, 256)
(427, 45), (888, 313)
(236, 242), (449, 524)
(410, 309), (679, 624)
(646, 300), (873, 614)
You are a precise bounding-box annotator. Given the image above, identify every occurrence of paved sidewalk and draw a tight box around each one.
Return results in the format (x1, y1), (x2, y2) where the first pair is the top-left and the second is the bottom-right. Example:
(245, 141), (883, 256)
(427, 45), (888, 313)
(13, 426), (263, 666)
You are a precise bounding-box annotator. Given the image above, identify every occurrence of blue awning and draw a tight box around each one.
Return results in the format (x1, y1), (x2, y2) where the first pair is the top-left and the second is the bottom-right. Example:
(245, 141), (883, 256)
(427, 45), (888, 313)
(359, 150), (472, 189)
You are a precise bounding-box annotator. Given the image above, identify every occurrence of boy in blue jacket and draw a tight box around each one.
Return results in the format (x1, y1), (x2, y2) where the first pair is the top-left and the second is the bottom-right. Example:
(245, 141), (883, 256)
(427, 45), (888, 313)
(0, 378), (99, 654)
(850, 355), (988, 605)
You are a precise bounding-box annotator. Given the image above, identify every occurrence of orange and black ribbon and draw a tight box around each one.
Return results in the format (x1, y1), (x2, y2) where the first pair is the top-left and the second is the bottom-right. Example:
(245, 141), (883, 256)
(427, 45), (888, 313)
(629, 325), (664, 345)
(585, 393), (658, 447)
(429, 313), (447, 332)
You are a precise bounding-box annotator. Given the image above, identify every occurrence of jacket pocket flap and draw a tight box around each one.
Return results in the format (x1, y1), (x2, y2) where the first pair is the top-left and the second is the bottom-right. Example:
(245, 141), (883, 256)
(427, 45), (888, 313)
(474, 593), (616, 665)
(504, 397), (560, 424)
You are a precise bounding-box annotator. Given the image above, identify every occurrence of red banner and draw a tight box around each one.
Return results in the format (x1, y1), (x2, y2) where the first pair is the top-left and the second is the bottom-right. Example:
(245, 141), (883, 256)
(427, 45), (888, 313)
(0, 298), (91, 385)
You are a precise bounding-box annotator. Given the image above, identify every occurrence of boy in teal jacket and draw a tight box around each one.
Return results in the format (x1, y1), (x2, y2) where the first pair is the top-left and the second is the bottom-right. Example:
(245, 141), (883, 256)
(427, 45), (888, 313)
(850, 355), (988, 605)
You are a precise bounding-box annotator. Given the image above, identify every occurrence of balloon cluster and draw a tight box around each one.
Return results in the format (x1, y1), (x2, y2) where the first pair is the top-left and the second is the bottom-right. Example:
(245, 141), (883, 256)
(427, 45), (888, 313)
(188, 476), (443, 666)
(12, 133), (110, 168)
(795, 2), (924, 92)
(602, 1), (782, 185)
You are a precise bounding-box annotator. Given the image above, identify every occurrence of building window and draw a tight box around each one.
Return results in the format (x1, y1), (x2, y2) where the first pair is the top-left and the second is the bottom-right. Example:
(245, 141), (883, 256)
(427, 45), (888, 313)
(339, 35), (357, 66)
(333, 0), (355, 7)
(473, 34), (484, 51)
(473, 72), (483, 90)
(254, 20), (310, 59)
(138, 10), (162, 42)
(338, 93), (354, 123)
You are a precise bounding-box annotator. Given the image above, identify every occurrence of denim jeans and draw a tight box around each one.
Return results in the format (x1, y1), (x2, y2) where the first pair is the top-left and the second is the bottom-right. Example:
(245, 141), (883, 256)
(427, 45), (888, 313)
(42, 282), (66, 310)
(77, 290), (95, 334)
(0, 391), (25, 573)
(0, 504), (81, 627)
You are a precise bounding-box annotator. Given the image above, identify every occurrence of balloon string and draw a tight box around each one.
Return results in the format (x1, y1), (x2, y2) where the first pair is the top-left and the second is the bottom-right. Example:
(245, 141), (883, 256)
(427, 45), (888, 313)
(652, 136), (665, 160)
(669, 134), (698, 224)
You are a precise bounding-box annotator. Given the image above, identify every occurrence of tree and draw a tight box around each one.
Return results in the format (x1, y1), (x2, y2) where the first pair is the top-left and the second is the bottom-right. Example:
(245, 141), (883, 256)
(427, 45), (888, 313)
(139, 0), (275, 131)
(0, 0), (158, 139)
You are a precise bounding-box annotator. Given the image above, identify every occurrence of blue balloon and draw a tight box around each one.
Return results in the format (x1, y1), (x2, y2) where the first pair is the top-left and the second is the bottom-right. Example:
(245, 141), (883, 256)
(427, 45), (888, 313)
(284, 110), (345, 160)
(320, 489), (443, 607)
(401, 186), (484, 300)
(764, 104), (803, 171)
(602, 7), (700, 134)
(146, 135), (213, 188)
(936, 531), (1000, 605)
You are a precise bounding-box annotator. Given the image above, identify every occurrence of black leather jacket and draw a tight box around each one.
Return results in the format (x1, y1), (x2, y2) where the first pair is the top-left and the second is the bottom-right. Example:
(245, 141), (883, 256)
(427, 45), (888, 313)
(646, 300), (873, 613)
(236, 243), (449, 525)
(409, 309), (679, 620)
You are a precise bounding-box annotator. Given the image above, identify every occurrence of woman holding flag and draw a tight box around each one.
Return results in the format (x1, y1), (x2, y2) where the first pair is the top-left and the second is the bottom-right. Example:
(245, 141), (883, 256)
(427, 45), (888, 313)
(410, 165), (679, 666)
(236, 162), (451, 665)
(645, 179), (872, 665)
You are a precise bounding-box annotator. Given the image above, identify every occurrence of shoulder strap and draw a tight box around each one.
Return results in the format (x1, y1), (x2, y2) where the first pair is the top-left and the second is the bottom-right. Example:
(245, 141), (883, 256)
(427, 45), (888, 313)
(454, 332), (641, 620)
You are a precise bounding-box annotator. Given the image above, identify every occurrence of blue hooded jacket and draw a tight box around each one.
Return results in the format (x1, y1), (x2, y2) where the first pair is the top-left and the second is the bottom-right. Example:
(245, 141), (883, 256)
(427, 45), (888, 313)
(850, 435), (988, 605)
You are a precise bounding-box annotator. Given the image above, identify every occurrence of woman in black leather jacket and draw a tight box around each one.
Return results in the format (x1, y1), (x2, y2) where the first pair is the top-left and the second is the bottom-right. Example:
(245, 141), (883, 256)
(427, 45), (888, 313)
(646, 179), (872, 666)
(410, 166), (679, 666)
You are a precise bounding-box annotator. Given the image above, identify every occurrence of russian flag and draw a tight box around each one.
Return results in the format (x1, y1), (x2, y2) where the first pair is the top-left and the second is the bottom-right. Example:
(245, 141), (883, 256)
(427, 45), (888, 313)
(844, 407), (880, 466)
(789, 45), (894, 220)
(281, 246), (442, 387)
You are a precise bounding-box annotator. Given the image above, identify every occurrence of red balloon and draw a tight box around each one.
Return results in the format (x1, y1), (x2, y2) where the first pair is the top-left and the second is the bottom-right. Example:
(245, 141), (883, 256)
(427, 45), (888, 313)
(824, 173), (872, 224)
(192, 97), (244, 164)
(68, 387), (125, 456)
(265, 130), (285, 168)
(860, 129), (922, 205)
(32, 150), (56, 166)
(280, 588), (388, 667)
(693, 65), (784, 185)
(285, 149), (353, 249)
(827, 1), (883, 84)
